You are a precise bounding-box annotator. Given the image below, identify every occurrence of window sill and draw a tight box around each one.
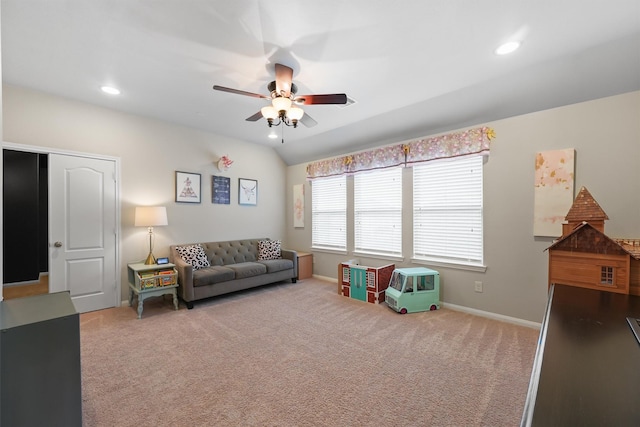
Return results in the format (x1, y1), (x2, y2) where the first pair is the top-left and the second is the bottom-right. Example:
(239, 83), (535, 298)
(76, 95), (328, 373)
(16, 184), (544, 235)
(352, 251), (404, 263)
(411, 258), (487, 273)
(311, 246), (348, 256)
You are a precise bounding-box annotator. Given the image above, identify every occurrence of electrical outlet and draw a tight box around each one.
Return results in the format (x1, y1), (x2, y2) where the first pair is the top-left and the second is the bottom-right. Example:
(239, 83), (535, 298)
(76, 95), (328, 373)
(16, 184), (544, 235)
(474, 281), (483, 293)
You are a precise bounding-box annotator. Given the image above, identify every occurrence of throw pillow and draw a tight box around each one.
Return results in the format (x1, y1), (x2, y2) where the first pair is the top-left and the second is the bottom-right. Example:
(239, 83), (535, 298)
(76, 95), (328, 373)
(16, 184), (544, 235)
(175, 244), (210, 270)
(258, 240), (281, 260)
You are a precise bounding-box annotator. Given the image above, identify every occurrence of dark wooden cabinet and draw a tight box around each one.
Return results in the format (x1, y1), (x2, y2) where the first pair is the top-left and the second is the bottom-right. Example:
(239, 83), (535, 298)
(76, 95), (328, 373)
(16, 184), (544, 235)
(522, 284), (640, 426)
(0, 292), (82, 426)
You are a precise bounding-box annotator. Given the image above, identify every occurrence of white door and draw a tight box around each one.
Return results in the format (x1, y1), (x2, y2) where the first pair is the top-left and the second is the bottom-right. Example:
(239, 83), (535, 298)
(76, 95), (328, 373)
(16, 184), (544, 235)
(49, 154), (118, 313)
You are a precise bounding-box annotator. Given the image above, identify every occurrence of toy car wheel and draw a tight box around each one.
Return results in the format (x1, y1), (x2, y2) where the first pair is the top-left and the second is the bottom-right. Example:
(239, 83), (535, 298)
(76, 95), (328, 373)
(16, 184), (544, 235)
(430, 304), (437, 311)
(400, 308), (407, 314)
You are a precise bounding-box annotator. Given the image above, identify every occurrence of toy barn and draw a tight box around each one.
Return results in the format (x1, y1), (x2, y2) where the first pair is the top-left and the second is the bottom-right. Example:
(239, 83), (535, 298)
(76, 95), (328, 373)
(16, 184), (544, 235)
(547, 187), (640, 295)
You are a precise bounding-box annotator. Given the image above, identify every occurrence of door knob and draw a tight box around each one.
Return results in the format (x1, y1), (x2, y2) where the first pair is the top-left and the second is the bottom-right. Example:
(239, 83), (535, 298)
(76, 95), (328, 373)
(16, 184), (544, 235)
(54, 241), (63, 247)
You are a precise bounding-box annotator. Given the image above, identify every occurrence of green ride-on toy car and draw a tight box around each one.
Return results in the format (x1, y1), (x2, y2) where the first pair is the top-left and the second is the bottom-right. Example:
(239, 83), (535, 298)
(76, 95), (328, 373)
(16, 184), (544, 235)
(385, 267), (440, 314)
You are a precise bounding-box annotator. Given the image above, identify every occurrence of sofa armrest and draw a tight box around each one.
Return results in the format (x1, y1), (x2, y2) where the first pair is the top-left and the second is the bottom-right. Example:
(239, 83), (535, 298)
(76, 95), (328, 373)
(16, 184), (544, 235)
(281, 249), (298, 279)
(169, 246), (195, 302)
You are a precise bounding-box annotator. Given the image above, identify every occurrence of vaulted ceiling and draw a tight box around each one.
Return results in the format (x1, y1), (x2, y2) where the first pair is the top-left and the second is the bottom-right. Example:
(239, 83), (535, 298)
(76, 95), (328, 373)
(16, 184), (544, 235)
(2, 1), (639, 165)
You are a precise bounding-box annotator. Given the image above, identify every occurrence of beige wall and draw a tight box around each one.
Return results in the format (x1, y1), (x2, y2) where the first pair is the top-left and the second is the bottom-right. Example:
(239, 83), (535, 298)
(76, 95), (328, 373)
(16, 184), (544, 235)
(2, 84), (288, 302)
(286, 91), (640, 323)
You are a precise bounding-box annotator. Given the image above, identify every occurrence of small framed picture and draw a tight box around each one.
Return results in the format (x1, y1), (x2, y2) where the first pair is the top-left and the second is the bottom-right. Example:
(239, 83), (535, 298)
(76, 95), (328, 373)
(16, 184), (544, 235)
(156, 257), (169, 265)
(238, 178), (258, 206)
(212, 175), (231, 204)
(175, 171), (201, 203)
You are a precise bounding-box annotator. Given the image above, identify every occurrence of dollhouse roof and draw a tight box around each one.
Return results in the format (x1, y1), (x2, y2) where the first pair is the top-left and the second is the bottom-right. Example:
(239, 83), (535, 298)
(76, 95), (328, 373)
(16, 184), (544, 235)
(564, 186), (609, 222)
(548, 222), (640, 260)
(615, 239), (640, 258)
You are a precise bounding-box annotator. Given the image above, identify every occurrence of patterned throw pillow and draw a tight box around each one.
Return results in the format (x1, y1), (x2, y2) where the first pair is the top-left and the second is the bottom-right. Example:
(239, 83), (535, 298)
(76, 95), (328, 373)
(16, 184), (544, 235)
(175, 244), (210, 270)
(258, 240), (281, 260)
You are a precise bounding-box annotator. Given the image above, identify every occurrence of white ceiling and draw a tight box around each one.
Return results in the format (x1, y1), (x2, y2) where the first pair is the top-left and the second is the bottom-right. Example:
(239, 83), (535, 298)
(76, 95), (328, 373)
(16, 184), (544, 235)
(2, 0), (639, 165)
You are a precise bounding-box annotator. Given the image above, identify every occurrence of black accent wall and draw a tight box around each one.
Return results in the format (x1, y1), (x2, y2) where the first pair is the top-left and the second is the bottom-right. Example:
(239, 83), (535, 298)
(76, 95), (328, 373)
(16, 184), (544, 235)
(3, 150), (49, 283)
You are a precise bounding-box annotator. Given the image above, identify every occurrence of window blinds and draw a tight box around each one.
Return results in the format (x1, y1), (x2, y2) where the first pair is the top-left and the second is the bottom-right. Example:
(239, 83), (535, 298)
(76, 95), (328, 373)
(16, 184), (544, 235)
(311, 175), (347, 250)
(354, 168), (402, 256)
(413, 155), (483, 265)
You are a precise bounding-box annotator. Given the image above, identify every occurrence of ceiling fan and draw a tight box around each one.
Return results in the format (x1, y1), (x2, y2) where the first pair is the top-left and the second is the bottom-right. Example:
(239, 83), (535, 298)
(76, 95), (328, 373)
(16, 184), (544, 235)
(213, 63), (348, 129)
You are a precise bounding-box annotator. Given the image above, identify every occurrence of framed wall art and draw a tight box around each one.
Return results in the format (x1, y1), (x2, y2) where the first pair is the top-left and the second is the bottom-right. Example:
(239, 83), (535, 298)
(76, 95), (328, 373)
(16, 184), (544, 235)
(212, 175), (230, 204)
(238, 178), (257, 206)
(175, 171), (201, 203)
(293, 184), (304, 228)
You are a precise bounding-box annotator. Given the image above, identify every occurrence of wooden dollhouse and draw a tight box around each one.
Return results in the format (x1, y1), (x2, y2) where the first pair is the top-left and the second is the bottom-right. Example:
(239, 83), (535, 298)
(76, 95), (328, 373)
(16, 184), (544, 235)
(338, 262), (395, 304)
(547, 187), (640, 295)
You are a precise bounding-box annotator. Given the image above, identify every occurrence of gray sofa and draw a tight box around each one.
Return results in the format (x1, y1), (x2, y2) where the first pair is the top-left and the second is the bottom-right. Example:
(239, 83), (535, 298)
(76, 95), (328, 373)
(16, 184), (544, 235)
(169, 238), (297, 309)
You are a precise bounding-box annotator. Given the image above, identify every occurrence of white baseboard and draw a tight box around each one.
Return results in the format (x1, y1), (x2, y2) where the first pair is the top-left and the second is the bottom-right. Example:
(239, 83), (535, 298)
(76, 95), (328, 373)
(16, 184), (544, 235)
(4, 272), (49, 287)
(312, 274), (337, 283)
(443, 302), (541, 329)
(3, 280), (40, 287)
(313, 275), (540, 328)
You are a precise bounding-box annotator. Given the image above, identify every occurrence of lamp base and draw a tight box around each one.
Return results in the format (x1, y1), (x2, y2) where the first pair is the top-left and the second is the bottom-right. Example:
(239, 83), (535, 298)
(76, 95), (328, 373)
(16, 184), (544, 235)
(143, 252), (156, 265)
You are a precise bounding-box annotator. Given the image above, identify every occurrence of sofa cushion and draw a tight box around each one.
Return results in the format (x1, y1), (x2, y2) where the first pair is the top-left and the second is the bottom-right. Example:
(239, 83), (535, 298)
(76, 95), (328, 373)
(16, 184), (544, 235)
(257, 258), (294, 274)
(192, 266), (236, 287)
(258, 240), (281, 260)
(175, 244), (210, 270)
(204, 240), (259, 266)
(226, 262), (267, 279)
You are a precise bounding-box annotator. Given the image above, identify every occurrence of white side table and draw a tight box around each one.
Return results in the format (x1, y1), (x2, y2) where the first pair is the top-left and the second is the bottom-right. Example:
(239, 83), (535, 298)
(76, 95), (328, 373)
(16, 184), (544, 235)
(127, 263), (179, 319)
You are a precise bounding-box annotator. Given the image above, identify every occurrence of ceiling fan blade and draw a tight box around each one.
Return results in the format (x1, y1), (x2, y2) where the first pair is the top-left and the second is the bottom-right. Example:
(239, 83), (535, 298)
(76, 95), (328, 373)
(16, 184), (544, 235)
(275, 63), (293, 98)
(213, 85), (269, 99)
(300, 113), (318, 128)
(294, 94), (348, 105)
(245, 111), (264, 122)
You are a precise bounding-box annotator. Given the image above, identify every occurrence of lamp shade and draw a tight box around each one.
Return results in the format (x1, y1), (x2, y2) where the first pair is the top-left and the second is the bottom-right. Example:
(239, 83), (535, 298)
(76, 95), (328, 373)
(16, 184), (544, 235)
(261, 106), (278, 120)
(272, 96), (292, 112)
(134, 206), (168, 227)
(287, 106), (304, 121)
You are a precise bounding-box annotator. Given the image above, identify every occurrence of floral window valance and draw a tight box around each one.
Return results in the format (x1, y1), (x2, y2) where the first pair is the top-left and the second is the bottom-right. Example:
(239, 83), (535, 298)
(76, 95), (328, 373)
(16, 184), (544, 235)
(306, 126), (495, 179)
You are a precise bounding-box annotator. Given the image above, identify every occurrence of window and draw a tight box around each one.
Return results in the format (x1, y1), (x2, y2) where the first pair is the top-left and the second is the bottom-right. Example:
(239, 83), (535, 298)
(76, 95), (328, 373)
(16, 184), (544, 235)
(600, 266), (614, 285)
(413, 155), (484, 266)
(389, 271), (403, 291)
(354, 168), (402, 256)
(311, 175), (346, 251)
(405, 275), (414, 293)
(417, 275), (434, 291)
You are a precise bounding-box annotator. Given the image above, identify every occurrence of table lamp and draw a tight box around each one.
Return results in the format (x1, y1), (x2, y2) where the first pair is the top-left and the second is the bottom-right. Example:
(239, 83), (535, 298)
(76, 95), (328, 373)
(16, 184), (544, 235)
(134, 206), (168, 265)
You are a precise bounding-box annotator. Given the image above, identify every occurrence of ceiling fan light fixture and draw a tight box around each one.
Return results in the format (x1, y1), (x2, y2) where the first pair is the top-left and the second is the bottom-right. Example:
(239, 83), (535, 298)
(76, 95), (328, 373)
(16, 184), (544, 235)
(261, 106), (278, 120)
(213, 63), (346, 130)
(272, 96), (292, 112)
(287, 106), (304, 121)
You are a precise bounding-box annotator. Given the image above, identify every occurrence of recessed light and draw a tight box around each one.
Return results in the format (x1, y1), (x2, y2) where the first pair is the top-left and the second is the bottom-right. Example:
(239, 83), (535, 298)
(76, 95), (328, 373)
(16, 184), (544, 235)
(268, 130), (278, 139)
(100, 86), (121, 95)
(495, 41), (521, 55)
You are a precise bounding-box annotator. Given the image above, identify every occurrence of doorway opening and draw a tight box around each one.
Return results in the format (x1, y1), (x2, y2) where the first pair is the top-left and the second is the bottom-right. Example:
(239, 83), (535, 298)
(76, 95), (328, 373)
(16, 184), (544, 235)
(2, 149), (49, 298)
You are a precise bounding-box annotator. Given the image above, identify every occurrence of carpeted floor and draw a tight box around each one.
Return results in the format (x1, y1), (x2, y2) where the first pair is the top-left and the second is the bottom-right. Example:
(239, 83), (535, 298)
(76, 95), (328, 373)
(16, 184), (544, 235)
(80, 278), (539, 426)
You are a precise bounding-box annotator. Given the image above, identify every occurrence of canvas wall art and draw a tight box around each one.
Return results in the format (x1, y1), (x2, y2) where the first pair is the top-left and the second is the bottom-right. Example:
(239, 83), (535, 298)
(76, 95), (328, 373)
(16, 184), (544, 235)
(293, 184), (304, 228)
(533, 148), (575, 237)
